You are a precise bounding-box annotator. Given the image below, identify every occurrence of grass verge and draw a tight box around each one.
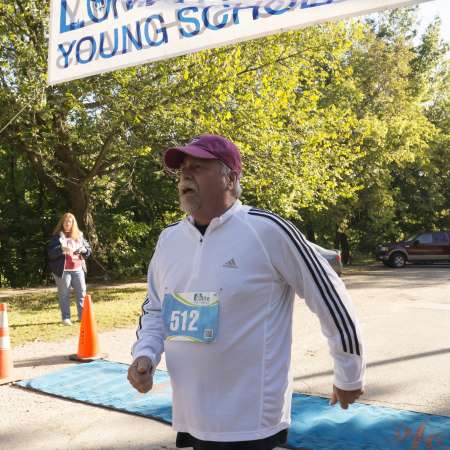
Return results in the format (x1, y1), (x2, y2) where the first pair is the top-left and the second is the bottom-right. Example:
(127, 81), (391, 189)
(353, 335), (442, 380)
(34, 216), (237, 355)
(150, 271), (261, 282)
(4, 286), (147, 347)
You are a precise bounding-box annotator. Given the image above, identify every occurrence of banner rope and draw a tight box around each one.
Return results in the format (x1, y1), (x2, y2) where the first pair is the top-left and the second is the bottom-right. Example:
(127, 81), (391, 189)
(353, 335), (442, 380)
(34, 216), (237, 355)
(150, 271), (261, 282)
(0, 87), (45, 136)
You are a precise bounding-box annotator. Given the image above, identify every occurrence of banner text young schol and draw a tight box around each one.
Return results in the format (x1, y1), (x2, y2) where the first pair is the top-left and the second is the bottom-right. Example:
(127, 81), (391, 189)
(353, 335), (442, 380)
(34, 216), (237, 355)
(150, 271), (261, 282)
(48, 0), (432, 85)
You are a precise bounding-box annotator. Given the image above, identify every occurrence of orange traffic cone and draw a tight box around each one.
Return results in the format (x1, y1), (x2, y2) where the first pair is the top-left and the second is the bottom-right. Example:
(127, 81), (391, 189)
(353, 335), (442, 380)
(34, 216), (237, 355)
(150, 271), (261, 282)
(69, 295), (105, 361)
(0, 303), (14, 384)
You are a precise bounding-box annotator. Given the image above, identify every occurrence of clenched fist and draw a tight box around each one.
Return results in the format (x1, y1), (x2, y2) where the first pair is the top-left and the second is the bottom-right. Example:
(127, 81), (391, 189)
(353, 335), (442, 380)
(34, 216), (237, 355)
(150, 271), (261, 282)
(330, 384), (364, 409)
(127, 356), (154, 393)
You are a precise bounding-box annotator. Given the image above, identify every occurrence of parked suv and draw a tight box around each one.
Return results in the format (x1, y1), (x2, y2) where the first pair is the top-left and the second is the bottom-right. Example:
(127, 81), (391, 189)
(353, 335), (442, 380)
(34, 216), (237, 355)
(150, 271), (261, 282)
(376, 231), (450, 268)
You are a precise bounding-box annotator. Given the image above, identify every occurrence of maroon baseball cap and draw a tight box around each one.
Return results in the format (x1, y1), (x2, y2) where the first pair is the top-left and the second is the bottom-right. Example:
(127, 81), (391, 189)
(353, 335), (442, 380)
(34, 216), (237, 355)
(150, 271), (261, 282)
(164, 134), (242, 174)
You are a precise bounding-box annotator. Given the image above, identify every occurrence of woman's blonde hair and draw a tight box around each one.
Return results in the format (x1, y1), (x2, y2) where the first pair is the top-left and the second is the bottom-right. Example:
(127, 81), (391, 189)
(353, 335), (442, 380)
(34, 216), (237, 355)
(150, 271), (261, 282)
(53, 212), (81, 240)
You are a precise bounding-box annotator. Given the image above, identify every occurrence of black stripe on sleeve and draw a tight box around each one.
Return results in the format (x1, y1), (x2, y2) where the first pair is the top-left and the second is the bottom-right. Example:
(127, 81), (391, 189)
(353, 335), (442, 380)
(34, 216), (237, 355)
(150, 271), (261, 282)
(166, 220), (181, 228)
(289, 222), (361, 356)
(249, 208), (360, 356)
(136, 295), (150, 339)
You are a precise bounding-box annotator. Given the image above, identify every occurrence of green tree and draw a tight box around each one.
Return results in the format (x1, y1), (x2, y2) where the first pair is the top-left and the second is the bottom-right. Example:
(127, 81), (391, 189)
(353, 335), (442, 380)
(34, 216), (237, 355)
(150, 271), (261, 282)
(1, 1), (449, 285)
(304, 9), (449, 259)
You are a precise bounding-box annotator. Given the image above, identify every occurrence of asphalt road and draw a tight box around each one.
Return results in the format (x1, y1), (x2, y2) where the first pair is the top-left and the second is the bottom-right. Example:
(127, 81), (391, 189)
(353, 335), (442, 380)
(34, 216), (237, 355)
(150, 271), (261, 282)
(292, 264), (450, 417)
(1, 264), (449, 450)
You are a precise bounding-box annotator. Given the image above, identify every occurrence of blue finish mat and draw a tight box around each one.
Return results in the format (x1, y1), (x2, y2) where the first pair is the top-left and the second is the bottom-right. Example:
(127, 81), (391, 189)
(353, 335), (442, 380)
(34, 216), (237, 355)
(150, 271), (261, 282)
(16, 360), (450, 450)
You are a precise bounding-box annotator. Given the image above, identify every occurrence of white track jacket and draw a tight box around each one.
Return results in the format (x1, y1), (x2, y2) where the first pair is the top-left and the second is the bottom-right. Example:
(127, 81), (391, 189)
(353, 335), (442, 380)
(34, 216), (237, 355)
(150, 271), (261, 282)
(132, 201), (365, 442)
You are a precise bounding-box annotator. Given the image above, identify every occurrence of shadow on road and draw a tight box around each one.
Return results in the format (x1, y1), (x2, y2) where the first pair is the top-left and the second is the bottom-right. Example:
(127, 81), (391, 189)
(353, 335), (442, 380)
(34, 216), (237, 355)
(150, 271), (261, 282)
(0, 428), (179, 450)
(10, 321), (61, 328)
(343, 265), (450, 289)
(294, 348), (450, 382)
(13, 354), (71, 368)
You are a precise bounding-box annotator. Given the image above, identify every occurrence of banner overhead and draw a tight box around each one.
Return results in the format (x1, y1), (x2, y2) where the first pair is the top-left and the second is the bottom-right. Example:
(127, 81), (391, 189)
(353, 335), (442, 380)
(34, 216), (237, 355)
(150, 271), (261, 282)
(48, 0), (432, 85)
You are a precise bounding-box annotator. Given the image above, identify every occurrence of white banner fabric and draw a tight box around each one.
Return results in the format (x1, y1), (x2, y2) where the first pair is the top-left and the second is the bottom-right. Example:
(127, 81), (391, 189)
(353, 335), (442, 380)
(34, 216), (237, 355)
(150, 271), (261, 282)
(48, 0), (432, 85)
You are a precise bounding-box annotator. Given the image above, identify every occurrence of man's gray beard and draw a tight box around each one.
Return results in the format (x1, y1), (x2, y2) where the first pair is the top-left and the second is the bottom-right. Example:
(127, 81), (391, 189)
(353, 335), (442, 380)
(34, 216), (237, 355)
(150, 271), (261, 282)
(179, 195), (201, 214)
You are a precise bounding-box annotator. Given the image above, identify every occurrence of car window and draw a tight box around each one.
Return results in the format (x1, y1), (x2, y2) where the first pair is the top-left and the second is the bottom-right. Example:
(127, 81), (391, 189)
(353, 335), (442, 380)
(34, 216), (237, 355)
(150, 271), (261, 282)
(432, 232), (450, 245)
(416, 233), (433, 244)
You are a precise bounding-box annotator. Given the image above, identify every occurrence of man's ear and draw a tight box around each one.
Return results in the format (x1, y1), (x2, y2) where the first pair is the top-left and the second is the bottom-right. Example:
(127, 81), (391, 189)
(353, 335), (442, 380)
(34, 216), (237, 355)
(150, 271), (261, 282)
(227, 171), (238, 190)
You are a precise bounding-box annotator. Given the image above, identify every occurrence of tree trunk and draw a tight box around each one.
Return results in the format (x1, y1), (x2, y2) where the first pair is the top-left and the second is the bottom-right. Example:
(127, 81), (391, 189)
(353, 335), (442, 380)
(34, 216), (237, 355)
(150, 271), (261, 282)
(68, 183), (104, 277)
(10, 154), (25, 287)
(69, 183), (95, 240)
(38, 180), (47, 284)
(335, 231), (351, 265)
(306, 223), (316, 243)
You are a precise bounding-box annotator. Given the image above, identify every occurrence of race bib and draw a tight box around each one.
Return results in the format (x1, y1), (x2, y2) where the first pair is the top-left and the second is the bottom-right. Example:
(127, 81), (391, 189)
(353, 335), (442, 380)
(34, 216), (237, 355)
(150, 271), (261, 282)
(162, 292), (219, 343)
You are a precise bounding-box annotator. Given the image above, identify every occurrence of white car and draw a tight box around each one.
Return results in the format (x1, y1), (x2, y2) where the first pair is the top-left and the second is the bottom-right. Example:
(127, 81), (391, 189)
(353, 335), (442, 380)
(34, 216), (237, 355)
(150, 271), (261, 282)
(310, 243), (343, 276)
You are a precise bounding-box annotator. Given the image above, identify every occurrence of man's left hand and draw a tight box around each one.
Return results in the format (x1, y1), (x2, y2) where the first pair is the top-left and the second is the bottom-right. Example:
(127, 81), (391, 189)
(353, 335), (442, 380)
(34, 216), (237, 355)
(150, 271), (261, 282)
(330, 385), (364, 409)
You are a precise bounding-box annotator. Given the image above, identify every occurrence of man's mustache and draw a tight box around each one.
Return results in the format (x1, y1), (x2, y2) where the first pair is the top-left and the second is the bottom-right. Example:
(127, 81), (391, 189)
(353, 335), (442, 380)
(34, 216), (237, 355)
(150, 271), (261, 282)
(178, 182), (198, 195)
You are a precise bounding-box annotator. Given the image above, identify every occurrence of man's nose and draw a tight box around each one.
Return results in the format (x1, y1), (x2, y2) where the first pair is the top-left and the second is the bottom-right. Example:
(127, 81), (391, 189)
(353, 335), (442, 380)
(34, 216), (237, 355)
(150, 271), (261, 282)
(179, 168), (194, 179)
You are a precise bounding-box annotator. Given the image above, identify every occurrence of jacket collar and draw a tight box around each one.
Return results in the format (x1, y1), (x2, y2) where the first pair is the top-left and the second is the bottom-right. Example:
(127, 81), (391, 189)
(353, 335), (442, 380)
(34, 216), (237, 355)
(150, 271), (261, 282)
(186, 200), (242, 234)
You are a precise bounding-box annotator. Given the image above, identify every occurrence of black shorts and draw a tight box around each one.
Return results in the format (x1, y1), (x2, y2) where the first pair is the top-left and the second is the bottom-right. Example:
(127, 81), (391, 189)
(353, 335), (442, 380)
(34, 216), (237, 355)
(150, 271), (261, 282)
(176, 429), (288, 450)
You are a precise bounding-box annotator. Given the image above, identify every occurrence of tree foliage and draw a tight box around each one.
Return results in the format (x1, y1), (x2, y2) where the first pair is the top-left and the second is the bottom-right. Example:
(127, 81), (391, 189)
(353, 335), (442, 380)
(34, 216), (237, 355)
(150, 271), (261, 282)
(0, 1), (449, 286)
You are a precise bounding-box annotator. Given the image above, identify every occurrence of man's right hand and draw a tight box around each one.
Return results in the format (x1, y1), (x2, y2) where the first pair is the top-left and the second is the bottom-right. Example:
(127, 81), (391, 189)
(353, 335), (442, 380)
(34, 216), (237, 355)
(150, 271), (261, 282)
(127, 356), (154, 393)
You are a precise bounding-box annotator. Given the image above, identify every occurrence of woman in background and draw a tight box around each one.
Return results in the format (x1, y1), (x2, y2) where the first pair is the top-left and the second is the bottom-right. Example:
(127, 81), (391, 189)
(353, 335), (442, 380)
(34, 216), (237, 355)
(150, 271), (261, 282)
(48, 213), (91, 325)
